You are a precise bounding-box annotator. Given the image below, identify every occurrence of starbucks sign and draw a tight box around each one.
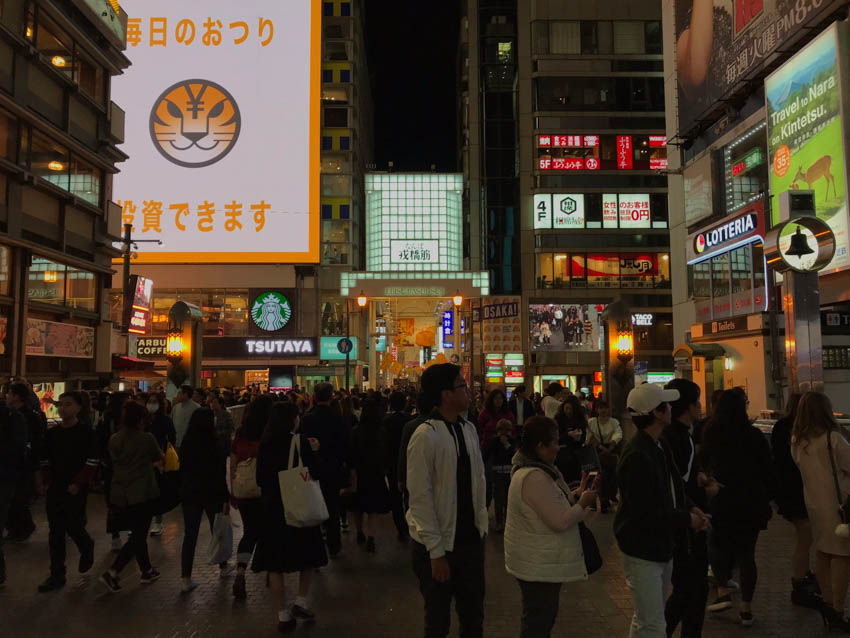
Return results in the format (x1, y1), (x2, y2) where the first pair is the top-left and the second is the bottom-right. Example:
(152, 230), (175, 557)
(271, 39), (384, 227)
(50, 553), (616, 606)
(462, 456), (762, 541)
(251, 292), (292, 332)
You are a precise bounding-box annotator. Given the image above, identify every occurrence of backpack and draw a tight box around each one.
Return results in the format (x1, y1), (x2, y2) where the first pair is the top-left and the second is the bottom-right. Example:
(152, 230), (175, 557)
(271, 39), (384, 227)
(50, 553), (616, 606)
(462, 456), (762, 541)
(232, 457), (261, 499)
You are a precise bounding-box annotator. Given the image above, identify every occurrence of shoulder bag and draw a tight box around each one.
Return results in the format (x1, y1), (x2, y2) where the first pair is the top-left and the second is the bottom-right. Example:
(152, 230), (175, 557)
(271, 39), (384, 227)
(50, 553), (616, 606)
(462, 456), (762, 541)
(278, 435), (329, 528)
(578, 521), (603, 575)
(232, 456), (261, 499)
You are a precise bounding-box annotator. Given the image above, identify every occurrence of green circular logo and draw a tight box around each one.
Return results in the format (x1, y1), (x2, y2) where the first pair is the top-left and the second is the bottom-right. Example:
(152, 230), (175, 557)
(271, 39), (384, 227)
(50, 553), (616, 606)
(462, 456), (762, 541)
(251, 292), (292, 332)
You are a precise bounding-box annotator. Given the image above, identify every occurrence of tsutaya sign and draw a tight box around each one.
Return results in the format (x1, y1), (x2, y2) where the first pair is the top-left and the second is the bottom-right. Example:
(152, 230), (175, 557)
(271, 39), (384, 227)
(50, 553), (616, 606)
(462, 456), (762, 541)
(687, 201), (765, 263)
(245, 339), (314, 355)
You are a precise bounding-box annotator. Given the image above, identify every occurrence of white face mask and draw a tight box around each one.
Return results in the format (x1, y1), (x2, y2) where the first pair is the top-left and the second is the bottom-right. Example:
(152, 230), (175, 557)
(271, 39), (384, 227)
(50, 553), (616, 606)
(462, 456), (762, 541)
(146, 403), (159, 414)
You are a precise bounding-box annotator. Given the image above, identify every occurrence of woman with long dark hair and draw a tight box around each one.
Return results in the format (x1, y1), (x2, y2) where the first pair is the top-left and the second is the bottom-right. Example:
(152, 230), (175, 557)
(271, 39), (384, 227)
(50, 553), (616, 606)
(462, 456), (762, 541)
(229, 394), (273, 599)
(347, 399), (391, 553)
(701, 388), (775, 627)
(554, 395), (588, 485)
(792, 391), (850, 631)
(477, 389), (516, 449)
(253, 402), (327, 632)
(145, 391), (175, 537)
(178, 407), (230, 593)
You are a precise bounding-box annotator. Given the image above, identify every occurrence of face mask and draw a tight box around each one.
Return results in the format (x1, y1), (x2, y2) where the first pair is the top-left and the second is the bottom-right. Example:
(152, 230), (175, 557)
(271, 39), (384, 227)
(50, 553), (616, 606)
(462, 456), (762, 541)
(147, 403), (159, 414)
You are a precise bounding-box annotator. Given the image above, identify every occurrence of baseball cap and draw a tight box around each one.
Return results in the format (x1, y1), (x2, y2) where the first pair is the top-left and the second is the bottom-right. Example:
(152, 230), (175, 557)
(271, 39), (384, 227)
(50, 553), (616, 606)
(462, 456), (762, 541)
(627, 383), (680, 416)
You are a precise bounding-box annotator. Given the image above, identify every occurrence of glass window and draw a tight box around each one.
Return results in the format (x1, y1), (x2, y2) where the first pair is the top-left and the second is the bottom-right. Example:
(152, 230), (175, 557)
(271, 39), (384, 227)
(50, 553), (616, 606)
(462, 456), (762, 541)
(321, 298), (346, 336)
(753, 243), (766, 311)
(722, 124), (768, 214)
(321, 174), (351, 197)
(0, 108), (16, 160)
(549, 22), (580, 54)
(322, 86), (350, 103)
(322, 243), (350, 265)
(65, 266), (96, 311)
(532, 21), (549, 54)
(613, 21), (645, 54)
(730, 245), (754, 314)
(571, 254), (587, 287)
(322, 220), (350, 243)
(536, 252), (554, 288)
(658, 253), (670, 286)
(31, 129), (69, 191)
(0, 245), (10, 296)
(321, 154), (351, 173)
(553, 253), (569, 287)
(323, 107), (348, 127)
(587, 254), (619, 288)
(711, 253), (731, 318)
(645, 21), (662, 54)
(36, 14), (73, 80)
(70, 155), (101, 205)
(75, 49), (105, 105)
(28, 257), (65, 305)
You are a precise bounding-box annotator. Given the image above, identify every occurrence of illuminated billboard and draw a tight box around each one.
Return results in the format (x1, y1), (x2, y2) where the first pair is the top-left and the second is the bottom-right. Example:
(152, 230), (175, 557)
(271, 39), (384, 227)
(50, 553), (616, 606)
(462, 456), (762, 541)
(766, 22), (849, 272)
(112, 0), (320, 263)
(365, 174), (463, 272)
(529, 304), (604, 352)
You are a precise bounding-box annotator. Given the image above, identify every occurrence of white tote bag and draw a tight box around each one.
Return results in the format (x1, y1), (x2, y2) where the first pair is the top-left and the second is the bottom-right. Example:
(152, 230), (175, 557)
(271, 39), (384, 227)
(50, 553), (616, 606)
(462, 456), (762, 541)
(278, 435), (329, 528)
(207, 512), (234, 564)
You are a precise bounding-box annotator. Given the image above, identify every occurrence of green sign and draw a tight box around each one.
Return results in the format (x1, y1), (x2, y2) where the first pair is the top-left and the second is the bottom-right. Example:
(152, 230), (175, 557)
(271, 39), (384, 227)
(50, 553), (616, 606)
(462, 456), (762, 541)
(251, 292), (292, 332)
(766, 23), (849, 271)
(731, 147), (763, 177)
(320, 336), (359, 360)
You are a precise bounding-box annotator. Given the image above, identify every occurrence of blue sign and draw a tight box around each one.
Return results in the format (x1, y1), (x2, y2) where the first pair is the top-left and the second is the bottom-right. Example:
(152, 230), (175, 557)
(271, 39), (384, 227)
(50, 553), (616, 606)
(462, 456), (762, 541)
(320, 337), (359, 360)
(442, 311), (453, 336)
(337, 338), (354, 354)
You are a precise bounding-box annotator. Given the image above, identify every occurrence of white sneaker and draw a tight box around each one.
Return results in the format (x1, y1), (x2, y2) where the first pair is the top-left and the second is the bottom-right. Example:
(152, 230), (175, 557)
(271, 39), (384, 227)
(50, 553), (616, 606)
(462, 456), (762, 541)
(111, 536), (122, 552)
(149, 522), (162, 536)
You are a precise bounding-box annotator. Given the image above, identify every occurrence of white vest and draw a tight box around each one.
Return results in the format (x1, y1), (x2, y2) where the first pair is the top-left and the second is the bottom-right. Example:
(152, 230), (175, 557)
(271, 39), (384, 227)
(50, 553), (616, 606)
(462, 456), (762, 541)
(504, 467), (587, 583)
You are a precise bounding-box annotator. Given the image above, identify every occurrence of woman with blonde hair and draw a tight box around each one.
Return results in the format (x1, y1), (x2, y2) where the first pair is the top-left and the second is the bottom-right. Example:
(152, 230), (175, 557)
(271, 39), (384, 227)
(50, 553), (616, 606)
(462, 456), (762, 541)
(792, 391), (850, 631)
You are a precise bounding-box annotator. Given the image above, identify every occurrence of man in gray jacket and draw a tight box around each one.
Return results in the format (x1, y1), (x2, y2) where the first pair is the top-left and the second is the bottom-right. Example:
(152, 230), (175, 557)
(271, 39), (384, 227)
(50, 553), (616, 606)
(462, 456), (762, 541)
(407, 364), (488, 638)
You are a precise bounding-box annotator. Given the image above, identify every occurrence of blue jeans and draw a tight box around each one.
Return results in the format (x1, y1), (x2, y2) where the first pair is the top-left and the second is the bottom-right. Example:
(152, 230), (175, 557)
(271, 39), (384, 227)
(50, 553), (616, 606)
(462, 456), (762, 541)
(621, 553), (673, 638)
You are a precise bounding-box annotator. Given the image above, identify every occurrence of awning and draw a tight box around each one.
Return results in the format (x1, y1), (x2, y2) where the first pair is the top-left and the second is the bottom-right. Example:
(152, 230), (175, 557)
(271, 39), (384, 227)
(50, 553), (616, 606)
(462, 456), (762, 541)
(672, 343), (727, 359)
(118, 369), (165, 379)
(112, 355), (156, 371)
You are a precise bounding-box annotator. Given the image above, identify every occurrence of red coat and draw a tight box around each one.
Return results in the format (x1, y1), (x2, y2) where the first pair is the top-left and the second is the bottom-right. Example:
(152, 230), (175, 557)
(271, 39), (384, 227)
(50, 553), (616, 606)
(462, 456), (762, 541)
(477, 409), (517, 449)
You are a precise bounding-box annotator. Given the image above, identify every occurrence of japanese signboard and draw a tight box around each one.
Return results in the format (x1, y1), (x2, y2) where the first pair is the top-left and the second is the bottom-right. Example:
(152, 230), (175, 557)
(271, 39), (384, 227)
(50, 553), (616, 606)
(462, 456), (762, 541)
(124, 275), (153, 335)
(25, 319), (95, 358)
(765, 22), (850, 272)
(113, 0), (320, 263)
(674, 0), (844, 136)
(390, 240), (440, 264)
(474, 297), (522, 354)
(687, 200), (765, 262)
(553, 195), (585, 228)
(617, 136), (633, 170)
(618, 194), (651, 229)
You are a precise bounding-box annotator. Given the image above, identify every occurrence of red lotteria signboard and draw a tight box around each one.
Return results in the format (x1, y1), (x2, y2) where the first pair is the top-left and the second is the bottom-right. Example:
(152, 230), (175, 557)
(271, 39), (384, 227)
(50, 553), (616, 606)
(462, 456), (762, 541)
(617, 136), (633, 169)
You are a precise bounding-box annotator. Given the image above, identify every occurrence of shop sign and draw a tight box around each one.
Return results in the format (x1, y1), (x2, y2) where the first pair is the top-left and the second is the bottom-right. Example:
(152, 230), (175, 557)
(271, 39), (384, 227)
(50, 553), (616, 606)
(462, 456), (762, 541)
(732, 147), (764, 176)
(617, 136), (633, 169)
(553, 194), (584, 228)
(505, 353), (524, 385)
(390, 240), (440, 264)
(319, 336), (359, 360)
(251, 291), (292, 332)
(442, 311), (454, 336)
(618, 195), (650, 229)
(473, 301), (520, 322)
(702, 316), (748, 336)
(25, 319), (94, 358)
(136, 337), (167, 357)
(245, 339), (314, 355)
(822, 309), (850, 334)
(204, 337), (317, 358)
(632, 313), (654, 327)
(383, 286), (446, 297)
(125, 275), (153, 335)
(687, 202), (764, 262)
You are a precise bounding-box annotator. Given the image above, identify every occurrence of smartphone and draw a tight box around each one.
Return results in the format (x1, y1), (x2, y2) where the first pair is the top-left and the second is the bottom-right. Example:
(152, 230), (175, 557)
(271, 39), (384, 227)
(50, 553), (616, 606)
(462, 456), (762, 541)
(586, 471), (599, 488)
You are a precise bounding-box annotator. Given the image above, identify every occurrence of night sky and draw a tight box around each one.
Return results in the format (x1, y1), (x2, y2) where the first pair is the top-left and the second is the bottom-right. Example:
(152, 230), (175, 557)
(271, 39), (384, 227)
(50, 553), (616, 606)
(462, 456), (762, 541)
(363, 0), (460, 172)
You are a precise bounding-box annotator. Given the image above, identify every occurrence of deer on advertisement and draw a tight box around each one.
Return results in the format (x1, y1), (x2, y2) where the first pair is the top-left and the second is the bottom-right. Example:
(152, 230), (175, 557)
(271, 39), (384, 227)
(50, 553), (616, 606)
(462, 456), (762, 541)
(793, 155), (837, 200)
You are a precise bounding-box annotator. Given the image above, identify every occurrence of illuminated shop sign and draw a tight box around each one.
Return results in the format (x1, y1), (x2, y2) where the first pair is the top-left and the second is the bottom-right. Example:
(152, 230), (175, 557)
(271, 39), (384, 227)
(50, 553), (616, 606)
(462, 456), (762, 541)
(692, 212), (759, 257)
(505, 353), (524, 384)
(632, 313), (654, 327)
(617, 136), (633, 170)
(125, 275), (153, 335)
(536, 134), (667, 171)
(251, 291), (293, 332)
(731, 147), (764, 176)
(535, 193), (654, 230)
(390, 240), (440, 264)
(442, 311), (453, 335)
(245, 339), (315, 355)
(320, 336), (359, 360)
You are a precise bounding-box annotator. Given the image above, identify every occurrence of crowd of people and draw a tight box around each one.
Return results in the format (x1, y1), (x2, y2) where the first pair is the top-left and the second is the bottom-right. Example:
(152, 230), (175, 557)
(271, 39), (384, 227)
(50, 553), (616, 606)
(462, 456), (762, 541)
(0, 369), (849, 636)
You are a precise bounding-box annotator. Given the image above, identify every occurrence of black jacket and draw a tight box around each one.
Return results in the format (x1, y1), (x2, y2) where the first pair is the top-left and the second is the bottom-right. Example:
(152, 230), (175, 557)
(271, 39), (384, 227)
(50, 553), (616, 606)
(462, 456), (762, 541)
(179, 430), (229, 506)
(382, 410), (408, 481)
(301, 404), (349, 488)
(0, 407), (27, 483)
(148, 413), (176, 454)
(508, 397), (535, 426)
(662, 419), (707, 511)
(615, 429), (693, 562)
(397, 414), (429, 489)
(771, 416), (806, 519)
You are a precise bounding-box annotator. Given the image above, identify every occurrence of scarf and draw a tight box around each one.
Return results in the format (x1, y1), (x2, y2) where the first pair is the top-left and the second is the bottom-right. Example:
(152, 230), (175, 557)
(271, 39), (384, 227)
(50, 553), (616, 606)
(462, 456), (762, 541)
(511, 450), (576, 505)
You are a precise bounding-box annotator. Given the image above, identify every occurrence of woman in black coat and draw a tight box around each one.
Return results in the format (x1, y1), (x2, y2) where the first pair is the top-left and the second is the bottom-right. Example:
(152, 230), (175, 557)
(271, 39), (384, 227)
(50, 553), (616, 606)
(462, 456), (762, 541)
(178, 407), (230, 593)
(253, 401), (327, 632)
(554, 395), (588, 484)
(145, 391), (176, 536)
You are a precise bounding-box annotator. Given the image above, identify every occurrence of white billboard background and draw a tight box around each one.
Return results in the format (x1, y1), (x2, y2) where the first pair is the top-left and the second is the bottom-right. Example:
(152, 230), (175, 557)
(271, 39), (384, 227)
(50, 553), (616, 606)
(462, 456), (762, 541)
(113, 0), (315, 261)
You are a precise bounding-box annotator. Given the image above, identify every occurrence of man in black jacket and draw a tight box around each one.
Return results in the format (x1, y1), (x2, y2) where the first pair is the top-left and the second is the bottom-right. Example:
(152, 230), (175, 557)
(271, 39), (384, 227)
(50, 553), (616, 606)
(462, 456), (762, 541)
(662, 379), (716, 638)
(0, 404), (27, 587)
(5, 383), (45, 541)
(507, 385), (534, 436)
(615, 383), (711, 638)
(383, 391), (410, 541)
(301, 382), (348, 558)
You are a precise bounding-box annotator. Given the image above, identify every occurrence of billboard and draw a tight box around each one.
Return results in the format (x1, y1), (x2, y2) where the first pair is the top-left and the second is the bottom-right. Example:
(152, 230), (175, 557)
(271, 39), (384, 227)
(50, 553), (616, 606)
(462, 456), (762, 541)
(674, 0), (844, 135)
(529, 304), (604, 352)
(113, 0), (320, 263)
(765, 22), (849, 271)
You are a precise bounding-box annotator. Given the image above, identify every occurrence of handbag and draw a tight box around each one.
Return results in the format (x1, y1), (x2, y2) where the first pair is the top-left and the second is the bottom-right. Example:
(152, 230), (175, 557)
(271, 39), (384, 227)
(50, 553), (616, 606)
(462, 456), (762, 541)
(207, 512), (234, 564)
(278, 435), (329, 528)
(164, 443), (180, 472)
(578, 521), (603, 575)
(825, 430), (850, 530)
(232, 457), (261, 499)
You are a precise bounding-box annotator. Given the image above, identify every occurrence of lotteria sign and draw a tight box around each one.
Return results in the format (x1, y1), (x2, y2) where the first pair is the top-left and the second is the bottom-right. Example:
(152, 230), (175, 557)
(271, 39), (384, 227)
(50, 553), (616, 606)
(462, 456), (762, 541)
(687, 201), (765, 262)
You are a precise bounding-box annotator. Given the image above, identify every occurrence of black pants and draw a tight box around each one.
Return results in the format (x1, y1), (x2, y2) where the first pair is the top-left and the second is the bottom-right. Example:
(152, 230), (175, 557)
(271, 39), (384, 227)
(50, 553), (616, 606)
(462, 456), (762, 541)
(236, 498), (262, 567)
(6, 471), (36, 537)
(110, 501), (154, 575)
(46, 489), (93, 578)
(320, 481), (341, 555)
(517, 579), (562, 638)
(181, 501), (224, 578)
(412, 539), (485, 638)
(388, 475), (408, 537)
(665, 533), (709, 638)
(598, 451), (619, 504)
(493, 474), (510, 527)
(710, 526), (760, 603)
(0, 480), (14, 579)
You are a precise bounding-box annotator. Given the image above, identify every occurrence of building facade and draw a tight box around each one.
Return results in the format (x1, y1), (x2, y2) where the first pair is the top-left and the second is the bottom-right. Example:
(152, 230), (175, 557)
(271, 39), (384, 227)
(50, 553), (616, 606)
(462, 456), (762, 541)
(0, 1), (128, 408)
(461, 0), (673, 395)
(663, 0), (850, 414)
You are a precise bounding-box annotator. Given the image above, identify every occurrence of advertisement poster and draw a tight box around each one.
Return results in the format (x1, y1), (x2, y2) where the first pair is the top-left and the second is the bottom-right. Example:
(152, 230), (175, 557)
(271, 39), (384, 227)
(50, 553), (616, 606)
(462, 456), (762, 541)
(675, 0), (843, 135)
(25, 319), (95, 358)
(396, 318), (415, 347)
(477, 297), (522, 354)
(33, 382), (65, 420)
(529, 304), (604, 352)
(113, 0), (320, 263)
(765, 22), (849, 271)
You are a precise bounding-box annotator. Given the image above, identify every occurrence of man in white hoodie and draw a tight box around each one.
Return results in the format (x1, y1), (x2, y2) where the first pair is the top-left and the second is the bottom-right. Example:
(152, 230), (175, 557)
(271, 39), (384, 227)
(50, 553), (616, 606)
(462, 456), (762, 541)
(407, 364), (488, 638)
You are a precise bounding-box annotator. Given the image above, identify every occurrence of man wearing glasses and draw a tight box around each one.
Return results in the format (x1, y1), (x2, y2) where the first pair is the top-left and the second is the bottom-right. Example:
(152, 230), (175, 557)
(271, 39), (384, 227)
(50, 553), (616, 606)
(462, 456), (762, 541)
(407, 364), (488, 638)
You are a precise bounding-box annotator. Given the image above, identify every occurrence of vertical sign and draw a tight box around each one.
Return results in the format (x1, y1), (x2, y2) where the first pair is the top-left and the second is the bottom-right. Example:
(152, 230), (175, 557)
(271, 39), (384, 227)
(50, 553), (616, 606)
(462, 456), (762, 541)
(442, 311), (453, 336)
(618, 194), (651, 229)
(602, 194), (619, 228)
(617, 136), (633, 170)
(552, 194), (585, 229)
(533, 193), (552, 229)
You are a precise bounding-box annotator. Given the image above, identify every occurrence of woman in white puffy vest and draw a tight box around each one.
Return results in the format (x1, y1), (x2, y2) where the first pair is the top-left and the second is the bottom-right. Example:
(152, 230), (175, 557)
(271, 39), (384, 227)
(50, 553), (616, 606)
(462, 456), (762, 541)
(505, 415), (597, 637)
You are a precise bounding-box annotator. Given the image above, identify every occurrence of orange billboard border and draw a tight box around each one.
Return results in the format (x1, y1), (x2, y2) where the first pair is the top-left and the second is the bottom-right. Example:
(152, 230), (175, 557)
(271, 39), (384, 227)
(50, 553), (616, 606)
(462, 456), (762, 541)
(118, 0), (322, 266)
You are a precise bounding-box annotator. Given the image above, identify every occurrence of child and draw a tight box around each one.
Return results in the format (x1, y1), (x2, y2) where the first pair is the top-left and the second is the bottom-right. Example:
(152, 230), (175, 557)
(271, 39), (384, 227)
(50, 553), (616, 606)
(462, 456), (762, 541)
(484, 419), (516, 533)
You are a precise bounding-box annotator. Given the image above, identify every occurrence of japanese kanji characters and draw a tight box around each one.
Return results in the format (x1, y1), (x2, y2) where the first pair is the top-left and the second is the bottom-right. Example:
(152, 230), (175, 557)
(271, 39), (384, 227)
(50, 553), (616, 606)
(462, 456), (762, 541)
(124, 200), (272, 233)
(126, 16), (276, 47)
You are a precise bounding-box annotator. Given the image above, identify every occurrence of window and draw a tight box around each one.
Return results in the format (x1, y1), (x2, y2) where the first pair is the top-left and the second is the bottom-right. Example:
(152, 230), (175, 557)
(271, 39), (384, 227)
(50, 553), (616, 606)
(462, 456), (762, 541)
(323, 107), (348, 127)
(711, 253), (731, 317)
(339, 136), (350, 150)
(150, 289), (249, 336)
(0, 245), (10, 296)
(321, 136), (333, 150)
(322, 69), (333, 84)
(341, 2), (351, 17)
(536, 252), (554, 288)
(534, 252), (670, 289)
(340, 69), (351, 83)
(70, 155), (101, 205)
(29, 257), (66, 306)
(722, 124), (768, 214)
(31, 129), (70, 192)
(321, 174), (351, 197)
(75, 49), (104, 104)
(321, 154), (351, 173)
(323, 2), (334, 17)
(549, 22), (580, 54)
(613, 22), (645, 54)
(645, 21), (662, 54)
(65, 266), (96, 311)
(321, 298), (346, 336)
(321, 242), (350, 265)
(0, 108), (15, 160)
(324, 42), (348, 61)
(580, 21), (613, 54)
(322, 86), (350, 103)
(322, 220), (350, 243)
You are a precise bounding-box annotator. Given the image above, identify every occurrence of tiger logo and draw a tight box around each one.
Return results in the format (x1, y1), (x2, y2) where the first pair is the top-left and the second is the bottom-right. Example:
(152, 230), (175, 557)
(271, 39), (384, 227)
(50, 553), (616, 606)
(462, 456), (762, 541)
(149, 79), (241, 168)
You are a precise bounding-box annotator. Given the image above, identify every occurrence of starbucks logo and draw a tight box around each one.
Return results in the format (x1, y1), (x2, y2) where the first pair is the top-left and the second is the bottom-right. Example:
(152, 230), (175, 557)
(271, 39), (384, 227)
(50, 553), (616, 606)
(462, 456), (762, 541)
(251, 292), (292, 332)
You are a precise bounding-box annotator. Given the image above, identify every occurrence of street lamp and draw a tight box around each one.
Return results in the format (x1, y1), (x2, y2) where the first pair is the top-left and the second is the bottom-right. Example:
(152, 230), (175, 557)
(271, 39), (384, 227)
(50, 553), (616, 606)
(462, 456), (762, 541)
(346, 292), (368, 391)
(357, 291), (368, 308)
(452, 291), (463, 308)
(616, 328), (634, 363)
(166, 328), (185, 363)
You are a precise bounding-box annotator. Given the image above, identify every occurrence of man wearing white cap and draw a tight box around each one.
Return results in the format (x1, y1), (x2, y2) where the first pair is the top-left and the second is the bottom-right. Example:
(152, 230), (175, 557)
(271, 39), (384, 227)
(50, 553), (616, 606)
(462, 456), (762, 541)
(614, 383), (711, 638)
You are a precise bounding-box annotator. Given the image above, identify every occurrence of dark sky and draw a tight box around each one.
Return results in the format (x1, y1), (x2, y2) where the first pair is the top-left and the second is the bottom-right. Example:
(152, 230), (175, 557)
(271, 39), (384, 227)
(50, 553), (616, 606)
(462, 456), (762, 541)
(363, 1), (460, 172)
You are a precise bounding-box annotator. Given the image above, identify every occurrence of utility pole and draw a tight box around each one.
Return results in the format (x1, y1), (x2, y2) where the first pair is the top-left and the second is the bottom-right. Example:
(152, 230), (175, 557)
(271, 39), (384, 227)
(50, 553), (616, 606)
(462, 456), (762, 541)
(121, 223), (161, 332)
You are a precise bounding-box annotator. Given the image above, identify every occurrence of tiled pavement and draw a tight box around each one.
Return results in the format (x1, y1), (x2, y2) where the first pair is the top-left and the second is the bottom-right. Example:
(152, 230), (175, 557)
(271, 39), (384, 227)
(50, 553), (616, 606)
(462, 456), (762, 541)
(0, 497), (829, 637)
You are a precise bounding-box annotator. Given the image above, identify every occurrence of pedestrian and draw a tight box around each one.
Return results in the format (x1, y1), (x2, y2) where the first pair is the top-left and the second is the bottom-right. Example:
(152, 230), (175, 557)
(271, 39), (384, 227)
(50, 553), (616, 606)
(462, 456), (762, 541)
(348, 399), (391, 553)
(661, 379), (715, 638)
(701, 388), (775, 627)
(407, 363), (488, 638)
(0, 398), (27, 588)
(541, 382), (563, 419)
(301, 382), (348, 558)
(171, 385), (200, 447)
(508, 384), (535, 437)
(397, 393), (435, 511)
(554, 395), (587, 485)
(210, 393), (235, 461)
(98, 401), (164, 593)
(5, 382), (46, 542)
(145, 391), (175, 537)
(229, 394), (273, 600)
(254, 401), (327, 632)
(772, 391), (821, 609)
(586, 398), (622, 512)
(505, 415), (597, 637)
(483, 419), (516, 533)
(477, 389), (516, 449)
(615, 383), (710, 637)
(791, 391), (850, 631)
(37, 391), (99, 592)
(98, 391), (131, 550)
(382, 391), (411, 542)
(178, 407), (231, 593)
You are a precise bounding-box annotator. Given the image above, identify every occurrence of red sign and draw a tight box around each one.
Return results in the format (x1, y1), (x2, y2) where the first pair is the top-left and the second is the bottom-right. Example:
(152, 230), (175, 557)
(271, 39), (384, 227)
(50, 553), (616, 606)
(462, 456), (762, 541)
(650, 158), (668, 170)
(583, 135), (599, 147)
(539, 157), (552, 170)
(552, 158), (584, 170)
(735, 0), (763, 35)
(648, 135), (667, 147)
(538, 136), (552, 147)
(127, 309), (149, 335)
(732, 161), (746, 176)
(585, 158), (600, 170)
(538, 134), (601, 148)
(617, 136), (633, 170)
